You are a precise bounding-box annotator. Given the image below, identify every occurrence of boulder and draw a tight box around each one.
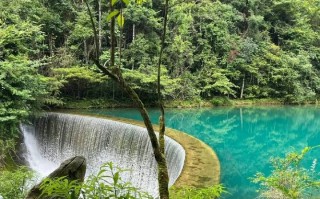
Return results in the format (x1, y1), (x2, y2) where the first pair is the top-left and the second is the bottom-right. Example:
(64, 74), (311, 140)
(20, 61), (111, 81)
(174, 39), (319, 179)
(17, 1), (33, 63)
(26, 156), (86, 199)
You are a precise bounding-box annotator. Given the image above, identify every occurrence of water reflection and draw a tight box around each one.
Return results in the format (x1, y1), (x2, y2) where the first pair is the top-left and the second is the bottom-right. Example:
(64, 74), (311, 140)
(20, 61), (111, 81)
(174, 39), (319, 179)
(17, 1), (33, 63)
(80, 106), (320, 199)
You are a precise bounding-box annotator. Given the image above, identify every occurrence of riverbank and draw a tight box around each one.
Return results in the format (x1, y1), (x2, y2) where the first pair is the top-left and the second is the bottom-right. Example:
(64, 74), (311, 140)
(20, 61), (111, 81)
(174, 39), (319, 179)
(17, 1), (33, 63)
(54, 97), (319, 109)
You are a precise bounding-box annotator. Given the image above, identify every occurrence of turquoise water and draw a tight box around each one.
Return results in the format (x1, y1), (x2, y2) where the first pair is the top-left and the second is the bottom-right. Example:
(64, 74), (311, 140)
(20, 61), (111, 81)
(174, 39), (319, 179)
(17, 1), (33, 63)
(77, 106), (320, 198)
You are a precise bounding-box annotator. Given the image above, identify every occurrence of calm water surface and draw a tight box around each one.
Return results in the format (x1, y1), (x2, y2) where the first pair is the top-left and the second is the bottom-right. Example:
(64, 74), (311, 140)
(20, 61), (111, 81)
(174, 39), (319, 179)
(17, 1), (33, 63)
(77, 106), (320, 198)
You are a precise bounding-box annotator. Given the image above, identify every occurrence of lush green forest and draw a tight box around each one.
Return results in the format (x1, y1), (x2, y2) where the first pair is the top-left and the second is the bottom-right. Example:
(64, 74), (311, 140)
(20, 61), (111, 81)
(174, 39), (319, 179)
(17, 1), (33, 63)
(2, 0), (320, 107)
(1, 0), (320, 198)
(1, 0), (320, 168)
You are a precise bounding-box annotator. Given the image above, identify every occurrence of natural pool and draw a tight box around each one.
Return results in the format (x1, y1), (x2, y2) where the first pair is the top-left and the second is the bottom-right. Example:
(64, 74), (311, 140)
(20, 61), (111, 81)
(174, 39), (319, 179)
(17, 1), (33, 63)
(77, 106), (320, 198)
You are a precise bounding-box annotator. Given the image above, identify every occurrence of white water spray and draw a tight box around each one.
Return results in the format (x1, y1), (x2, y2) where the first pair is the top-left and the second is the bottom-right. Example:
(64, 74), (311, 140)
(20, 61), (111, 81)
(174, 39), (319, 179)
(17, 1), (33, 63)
(21, 113), (185, 197)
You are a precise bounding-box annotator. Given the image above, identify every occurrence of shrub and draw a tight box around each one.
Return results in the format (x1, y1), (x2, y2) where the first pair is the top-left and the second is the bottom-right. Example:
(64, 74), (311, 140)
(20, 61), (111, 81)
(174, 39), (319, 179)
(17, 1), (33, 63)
(211, 97), (232, 106)
(169, 184), (226, 199)
(40, 162), (152, 199)
(252, 146), (320, 199)
(0, 167), (34, 199)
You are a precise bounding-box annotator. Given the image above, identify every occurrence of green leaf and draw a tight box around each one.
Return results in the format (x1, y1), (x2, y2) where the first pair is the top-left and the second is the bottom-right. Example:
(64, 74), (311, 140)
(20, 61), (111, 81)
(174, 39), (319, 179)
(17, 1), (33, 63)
(114, 172), (119, 185)
(111, 0), (118, 6)
(136, 0), (144, 4)
(117, 14), (125, 28)
(107, 10), (120, 22)
(122, 0), (129, 5)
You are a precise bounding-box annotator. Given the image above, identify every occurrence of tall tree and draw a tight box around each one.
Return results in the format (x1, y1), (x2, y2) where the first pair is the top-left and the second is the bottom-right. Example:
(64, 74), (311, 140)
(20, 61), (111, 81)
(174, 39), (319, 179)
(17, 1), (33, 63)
(84, 0), (170, 198)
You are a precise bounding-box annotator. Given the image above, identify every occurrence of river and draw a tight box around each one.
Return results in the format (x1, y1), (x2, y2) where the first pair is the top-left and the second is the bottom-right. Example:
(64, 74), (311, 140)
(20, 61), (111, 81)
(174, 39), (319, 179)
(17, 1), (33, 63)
(77, 106), (320, 198)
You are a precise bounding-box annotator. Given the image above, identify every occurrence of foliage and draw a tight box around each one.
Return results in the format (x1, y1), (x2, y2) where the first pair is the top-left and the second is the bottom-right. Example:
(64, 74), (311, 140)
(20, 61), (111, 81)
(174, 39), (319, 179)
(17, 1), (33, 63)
(0, 139), (15, 168)
(0, 167), (34, 199)
(39, 177), (82, 199)
(252, 146), (320, 199)
(123, 66), (181, 101)
(1, 0), (319, 103)
(0, 0), (63, 167)
(40, 162), (152, 199)
(169, 185), (227, 199)
(1, 0), (318, 104)
(211, 97), (232, 106)
(53, 65), (106, 99)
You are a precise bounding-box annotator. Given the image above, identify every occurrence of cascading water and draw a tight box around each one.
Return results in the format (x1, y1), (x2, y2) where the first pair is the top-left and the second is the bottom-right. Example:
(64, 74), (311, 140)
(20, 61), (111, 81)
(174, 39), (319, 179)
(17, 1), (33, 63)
(21, 112), (185, 197)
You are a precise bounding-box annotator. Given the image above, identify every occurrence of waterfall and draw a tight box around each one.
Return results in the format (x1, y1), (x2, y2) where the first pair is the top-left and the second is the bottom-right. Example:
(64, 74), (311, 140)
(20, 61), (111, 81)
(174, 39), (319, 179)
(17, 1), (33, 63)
(21, 113), (185, 197)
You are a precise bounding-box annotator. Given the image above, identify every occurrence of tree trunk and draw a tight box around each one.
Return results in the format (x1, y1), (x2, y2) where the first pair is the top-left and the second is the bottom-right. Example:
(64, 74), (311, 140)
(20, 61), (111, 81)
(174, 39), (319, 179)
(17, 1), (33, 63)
(48, 33), (53, 56)
(132, 24), (136, 42)
(94, 63), (170, 198)
(240, 75), (245, 99)
(98, 0), (102, 51)
(112, 81), (115, 100)
(110, 0), (116, 70)
(240, 107), (243, 129)
(84, 1), (169, 198)
(84, 40), (88, 64)
(156, 0), (170, 197)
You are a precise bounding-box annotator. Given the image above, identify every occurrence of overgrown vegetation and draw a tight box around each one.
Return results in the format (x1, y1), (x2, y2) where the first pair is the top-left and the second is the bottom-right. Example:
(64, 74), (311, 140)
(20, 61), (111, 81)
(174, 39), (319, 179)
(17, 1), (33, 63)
(39, 162), (152, 199)
(1, 0), (319, 108)
(169, 185), (227, 199)
(0, 167), (34, 199)
(0, 162), (226, 199)
(1, 0), (320, 198)
(252, 146), (320, 199)
(0, 0), (63, 167)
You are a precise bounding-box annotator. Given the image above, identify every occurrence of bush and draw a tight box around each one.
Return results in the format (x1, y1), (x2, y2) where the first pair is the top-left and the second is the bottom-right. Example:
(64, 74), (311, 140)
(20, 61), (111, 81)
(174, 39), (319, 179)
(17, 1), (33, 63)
(252, 146), (320, 199)
(0, 167), (34, 199)
(211, 97), (232, 106)
(169, 185), (227, 199)
(40, 162), (152, 199)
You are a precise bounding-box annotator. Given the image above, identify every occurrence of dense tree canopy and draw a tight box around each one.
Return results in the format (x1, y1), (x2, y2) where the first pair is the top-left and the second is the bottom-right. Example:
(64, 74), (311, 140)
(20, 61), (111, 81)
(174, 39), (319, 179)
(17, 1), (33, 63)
(1, 0), (320, 120)
(6, 0), (314, 104)
(0, 0), (63, 166)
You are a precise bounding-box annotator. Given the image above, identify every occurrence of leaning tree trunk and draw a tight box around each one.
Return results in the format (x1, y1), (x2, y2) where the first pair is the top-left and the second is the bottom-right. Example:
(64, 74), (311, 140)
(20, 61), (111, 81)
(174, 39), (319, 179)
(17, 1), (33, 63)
(156, 0), (170, 197)
(98, 0), (102, 51)
(84, 1), (170, 198)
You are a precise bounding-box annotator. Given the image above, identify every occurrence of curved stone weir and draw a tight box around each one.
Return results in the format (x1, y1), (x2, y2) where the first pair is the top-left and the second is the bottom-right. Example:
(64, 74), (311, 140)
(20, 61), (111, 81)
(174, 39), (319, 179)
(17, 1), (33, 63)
(21, 112), (185, 197)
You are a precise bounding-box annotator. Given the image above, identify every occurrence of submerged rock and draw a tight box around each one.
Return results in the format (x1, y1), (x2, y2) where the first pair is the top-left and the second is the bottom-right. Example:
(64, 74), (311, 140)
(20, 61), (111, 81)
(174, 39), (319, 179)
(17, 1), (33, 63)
(25, 156), (86, 199)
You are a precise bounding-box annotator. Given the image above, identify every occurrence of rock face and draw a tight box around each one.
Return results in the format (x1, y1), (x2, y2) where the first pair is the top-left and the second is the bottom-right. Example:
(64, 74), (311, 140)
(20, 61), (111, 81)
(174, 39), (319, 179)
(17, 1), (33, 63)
(25, 156), (86, 199)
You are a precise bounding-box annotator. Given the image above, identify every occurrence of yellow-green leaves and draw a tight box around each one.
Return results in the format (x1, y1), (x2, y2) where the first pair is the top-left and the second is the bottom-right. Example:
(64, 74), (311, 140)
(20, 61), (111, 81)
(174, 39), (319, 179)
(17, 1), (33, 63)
(107, 10), (124, 28)
(111, 0), (130, 6)
(107, 10), (119, 22)
(136, 0), (144, 4)
(301, 146), (311, 155)
(122, 0), (129, 5)
(117, 13), (125, 28)
(111, 0), (118, 6)
(109, 0), (131, 28)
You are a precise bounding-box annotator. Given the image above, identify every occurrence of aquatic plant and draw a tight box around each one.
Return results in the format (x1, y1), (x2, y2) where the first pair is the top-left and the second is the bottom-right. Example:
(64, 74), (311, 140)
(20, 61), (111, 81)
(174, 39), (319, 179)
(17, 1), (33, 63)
(252, 146), (320, 199)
